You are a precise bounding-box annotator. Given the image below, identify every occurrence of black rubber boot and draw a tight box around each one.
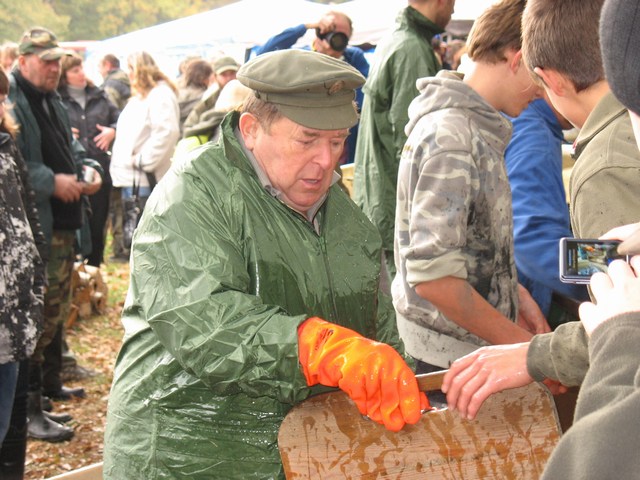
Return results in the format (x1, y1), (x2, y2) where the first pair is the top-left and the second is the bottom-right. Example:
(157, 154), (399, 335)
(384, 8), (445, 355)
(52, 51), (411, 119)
(42, 322), (64, 395)
(27, 362), (74, 443)
(0, 359), (28, 480)
(43, 410), (73, 424)
(27, 391), (74, 442)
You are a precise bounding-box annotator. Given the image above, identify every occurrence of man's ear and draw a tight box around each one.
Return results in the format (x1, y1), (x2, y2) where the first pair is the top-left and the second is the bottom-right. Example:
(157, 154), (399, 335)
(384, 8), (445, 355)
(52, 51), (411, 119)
(509, 49), (524, 73)
(238, 112), (258, 149)
(533, 67), (568, 98)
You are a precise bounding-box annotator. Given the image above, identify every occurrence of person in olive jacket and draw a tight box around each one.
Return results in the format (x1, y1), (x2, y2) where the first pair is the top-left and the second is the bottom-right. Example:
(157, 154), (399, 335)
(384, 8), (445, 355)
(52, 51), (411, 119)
(353, 0), (455, 287)
(103, 50), (428, 480)
(58, 52), (120, 267)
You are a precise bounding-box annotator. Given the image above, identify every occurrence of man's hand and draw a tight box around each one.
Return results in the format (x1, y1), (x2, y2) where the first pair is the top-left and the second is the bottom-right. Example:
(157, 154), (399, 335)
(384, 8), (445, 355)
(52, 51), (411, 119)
(580, 256), (640, 336)
(94, 124), (115, 152)
(81, 167), (102, 196)
(53, 173), (83, 202)
(441, 343), (534, 420)
(315, 14), (336, 35)
(298, 317), (429, 432)
(517, 284), (551, 335)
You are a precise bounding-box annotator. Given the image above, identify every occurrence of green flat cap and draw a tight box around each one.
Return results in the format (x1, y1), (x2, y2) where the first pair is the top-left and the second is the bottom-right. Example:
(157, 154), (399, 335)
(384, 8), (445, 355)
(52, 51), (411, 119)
(237, 49), (365, 130)
(213, 55), (240, 75)
(19, 27), (70, 60)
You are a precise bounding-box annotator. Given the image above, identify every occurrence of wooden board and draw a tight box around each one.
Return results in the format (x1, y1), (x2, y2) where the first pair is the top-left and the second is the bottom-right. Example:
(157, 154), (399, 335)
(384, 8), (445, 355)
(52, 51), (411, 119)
(279, 379), (561, 479)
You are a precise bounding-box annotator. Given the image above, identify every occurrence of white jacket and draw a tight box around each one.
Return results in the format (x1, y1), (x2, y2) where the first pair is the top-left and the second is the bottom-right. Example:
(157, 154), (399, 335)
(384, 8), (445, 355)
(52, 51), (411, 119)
(110, 81), (179, 188)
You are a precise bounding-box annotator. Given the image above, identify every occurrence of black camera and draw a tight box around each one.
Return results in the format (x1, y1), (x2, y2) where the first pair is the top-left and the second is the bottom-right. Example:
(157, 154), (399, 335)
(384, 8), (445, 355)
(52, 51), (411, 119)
(315, 28), (349, 52)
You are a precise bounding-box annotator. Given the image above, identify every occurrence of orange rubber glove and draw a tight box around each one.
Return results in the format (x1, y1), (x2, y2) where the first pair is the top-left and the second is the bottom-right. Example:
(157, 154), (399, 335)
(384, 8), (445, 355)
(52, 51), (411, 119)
(298, 317), (430, 432)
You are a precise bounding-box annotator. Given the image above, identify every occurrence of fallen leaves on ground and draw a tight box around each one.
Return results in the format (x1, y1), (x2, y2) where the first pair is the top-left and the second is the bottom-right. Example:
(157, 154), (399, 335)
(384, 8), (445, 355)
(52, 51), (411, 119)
(25, 259), (129, 480)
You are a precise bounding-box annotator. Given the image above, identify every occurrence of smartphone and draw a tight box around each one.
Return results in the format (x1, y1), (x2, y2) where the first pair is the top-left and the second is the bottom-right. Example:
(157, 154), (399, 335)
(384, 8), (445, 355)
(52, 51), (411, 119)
(559, 238), (629, 284)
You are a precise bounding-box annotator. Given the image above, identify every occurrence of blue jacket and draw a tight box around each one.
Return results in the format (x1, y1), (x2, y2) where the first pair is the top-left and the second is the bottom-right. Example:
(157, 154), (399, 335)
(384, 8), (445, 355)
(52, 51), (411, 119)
(505, 99), (588, 315)
(254, 24), (369, 163)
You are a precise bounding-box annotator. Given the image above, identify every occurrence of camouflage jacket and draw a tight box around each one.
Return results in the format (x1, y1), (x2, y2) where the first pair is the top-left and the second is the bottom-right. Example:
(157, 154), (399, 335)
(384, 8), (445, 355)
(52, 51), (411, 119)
(392, 70), (518, 365)
(102, 68), (131, 111)
(0, 132), (45, 363)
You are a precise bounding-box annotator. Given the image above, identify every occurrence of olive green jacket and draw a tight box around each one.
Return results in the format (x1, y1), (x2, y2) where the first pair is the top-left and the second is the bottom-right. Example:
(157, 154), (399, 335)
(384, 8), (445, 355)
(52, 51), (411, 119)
(353, 6), (443, 259)
(527, 91), (640, 387)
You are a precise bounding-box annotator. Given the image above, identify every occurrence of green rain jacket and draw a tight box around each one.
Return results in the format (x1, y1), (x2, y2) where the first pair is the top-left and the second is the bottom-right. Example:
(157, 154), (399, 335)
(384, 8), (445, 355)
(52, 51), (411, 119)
(353, 7), (443, 262)
(103, 112), (401, 479)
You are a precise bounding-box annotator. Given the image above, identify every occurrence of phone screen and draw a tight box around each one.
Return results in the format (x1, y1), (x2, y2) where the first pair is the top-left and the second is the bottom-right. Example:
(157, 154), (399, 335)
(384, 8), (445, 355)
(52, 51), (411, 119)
(559, 238), (626, 284)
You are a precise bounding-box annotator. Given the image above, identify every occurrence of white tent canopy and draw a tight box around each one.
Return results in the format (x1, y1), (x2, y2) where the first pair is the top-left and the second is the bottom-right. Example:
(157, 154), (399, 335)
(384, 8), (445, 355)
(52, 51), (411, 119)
(85, 0), (498, 81)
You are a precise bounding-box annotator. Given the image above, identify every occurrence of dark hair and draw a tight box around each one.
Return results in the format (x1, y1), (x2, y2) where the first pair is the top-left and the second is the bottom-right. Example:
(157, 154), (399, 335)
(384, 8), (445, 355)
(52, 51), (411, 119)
(184, 59), (213, 90)
(522, 0), (605, 92)
(102, 54), (120, 69)
(59, 52), (95, 89)
(0, 69), (18, 138)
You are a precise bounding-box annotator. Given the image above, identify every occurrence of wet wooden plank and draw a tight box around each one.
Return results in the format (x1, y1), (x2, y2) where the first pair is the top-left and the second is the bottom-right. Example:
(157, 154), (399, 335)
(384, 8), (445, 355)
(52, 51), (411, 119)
(279, 381), (561, 479)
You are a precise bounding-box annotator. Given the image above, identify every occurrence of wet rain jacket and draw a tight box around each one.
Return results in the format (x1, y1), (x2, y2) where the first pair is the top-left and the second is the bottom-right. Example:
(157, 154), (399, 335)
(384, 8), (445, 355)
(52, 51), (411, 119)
(353, 6), (443, 265)
(103, 112), (400, 479)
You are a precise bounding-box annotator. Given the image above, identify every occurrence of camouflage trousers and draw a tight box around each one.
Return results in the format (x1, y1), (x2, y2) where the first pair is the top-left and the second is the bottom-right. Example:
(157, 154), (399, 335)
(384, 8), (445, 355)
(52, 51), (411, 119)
(31, 230), (76, 364)
(109, 187), (126, 257)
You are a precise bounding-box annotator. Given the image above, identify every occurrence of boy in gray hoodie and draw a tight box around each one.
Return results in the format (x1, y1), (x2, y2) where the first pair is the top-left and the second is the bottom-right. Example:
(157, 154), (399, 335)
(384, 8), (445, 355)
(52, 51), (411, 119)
(393, 0), (550, 373)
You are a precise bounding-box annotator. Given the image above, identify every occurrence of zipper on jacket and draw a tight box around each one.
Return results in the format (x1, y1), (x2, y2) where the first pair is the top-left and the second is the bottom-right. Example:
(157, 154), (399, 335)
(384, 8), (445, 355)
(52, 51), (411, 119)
(317, 235), (340, 322)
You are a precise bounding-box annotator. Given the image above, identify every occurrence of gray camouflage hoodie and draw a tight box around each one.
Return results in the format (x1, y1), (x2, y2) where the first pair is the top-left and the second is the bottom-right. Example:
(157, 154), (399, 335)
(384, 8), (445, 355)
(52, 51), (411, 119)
(392, 70), (519, 367)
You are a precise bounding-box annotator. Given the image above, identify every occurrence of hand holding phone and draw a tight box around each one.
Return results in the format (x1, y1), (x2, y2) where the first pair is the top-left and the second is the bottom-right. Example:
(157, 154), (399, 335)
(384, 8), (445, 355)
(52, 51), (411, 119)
(559, 238), (629, 284)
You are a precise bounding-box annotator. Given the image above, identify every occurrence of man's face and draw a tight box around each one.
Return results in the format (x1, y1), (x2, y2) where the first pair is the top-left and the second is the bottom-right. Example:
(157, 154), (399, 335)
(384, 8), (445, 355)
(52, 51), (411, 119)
(504, 61), (543, 117)
(98, 60), (109, 79)
(315, 14), (352, 58)
(241, 113), (349, 215)
(541, 84), (577, 129)
(216, 69), (237, 88)
(19, 54), (61, 92)
(434, 0), (456, 30)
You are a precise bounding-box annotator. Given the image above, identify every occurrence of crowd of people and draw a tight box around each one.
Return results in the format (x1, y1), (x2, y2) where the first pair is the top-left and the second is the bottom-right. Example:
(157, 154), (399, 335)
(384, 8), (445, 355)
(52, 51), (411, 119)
(1, 0), (639, 478)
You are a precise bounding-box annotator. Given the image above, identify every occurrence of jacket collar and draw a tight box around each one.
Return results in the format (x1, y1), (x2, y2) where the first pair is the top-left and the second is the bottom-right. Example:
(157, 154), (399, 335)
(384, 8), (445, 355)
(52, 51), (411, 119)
(574, 91), (627, 159)
(400, 5), (445, 43)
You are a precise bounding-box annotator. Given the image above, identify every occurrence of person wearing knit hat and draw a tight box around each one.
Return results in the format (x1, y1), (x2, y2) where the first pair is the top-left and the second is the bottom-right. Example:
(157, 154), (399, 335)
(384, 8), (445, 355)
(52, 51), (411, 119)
(103, 48), (428, 479)
(600, 0), (640, 117)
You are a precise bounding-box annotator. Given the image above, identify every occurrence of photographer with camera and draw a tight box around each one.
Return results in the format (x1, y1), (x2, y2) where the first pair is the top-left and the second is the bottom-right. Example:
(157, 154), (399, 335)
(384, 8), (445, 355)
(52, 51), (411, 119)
(254, 11), (369, 163)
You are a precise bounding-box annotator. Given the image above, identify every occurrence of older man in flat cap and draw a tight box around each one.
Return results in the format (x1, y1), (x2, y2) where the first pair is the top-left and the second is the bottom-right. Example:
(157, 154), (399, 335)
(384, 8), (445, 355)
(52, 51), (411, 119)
(103, 49), (428, 480)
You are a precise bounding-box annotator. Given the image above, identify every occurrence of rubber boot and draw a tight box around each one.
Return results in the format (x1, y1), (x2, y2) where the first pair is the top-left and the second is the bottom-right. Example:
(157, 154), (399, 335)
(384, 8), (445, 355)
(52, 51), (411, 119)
(27, 362), (73, 443)
(42, 322), (64, 396)
(43, 410), (73, 424)
(0, 359), (28, 480)
(27, 391), (74, 442)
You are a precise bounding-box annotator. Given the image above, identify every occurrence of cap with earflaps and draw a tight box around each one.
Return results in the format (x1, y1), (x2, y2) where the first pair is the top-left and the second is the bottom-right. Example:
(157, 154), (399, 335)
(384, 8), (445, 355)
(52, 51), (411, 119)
(236, 49), (365, 130)
(600, 0), (640, 115)
(18, 27), (71, 61)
